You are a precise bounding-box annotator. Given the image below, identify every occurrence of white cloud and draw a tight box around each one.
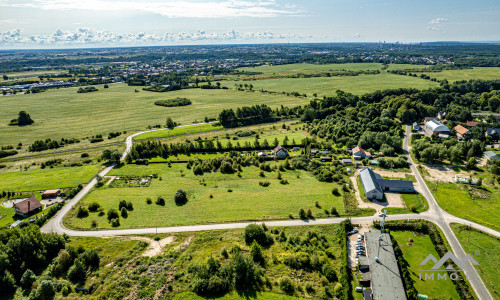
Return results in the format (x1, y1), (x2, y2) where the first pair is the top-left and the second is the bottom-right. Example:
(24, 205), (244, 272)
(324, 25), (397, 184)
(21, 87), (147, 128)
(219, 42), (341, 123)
(1, 0), (302, 18)
(0, 27), (311, 46)
(429, 18), (448, 24)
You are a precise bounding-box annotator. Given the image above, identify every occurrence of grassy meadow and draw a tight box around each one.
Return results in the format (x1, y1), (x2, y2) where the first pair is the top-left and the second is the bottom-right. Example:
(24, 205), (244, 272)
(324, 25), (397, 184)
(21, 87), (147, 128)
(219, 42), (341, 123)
(391, 231), (461, 299)
(0, 164), (100, 192)
(428, 67), (500, 82)
(134, 123), (223, 141)
(429, 181), (500, 231)
(0, 83), (308, 146)
(64, 162), (344, 229)
(451, 224), (500, 299)
(239, 62), (384, 77)
(223, 73), (439, 97)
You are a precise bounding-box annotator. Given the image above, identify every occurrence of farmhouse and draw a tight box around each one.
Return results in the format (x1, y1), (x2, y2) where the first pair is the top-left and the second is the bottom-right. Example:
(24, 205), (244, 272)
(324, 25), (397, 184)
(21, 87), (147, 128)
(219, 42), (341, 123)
(352, 146), (371, 160)
(485, 128), (500, 141)
(359, 167), (414, 200)
(42, 189), (61, 199)
(424, 119), (450, 136)
(454, 125), (471, 139)
(13, 196), (42, 217)
(272, 145), (288, 158)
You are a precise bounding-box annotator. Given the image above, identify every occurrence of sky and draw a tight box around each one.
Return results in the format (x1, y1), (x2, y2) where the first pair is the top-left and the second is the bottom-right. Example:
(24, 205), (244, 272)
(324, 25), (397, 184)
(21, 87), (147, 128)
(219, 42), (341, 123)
(0, 0), (499, 49)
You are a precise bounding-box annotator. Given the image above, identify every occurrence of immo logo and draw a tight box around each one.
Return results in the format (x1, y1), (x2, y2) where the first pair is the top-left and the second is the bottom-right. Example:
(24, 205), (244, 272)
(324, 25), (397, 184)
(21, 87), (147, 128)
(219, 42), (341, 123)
(418, 251), (479, 281)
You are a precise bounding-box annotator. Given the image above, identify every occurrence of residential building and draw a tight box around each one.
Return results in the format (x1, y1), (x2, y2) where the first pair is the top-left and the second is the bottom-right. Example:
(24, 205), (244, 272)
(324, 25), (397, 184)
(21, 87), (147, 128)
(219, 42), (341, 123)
(320, 156), (332, 162)
(465, 120), (479, 127)
(42, 189), (61, 199)
(424, 120), (450, 136)
(341, 158), (353, 164)
(454, 125), (471, 139)
(423, 117), (437, 123)
(359, 167), (414, 200)
(485, 128), (500, 141)
(13, 196), (42, 217)
(437, 111), (448, 120)
(352, 146), (372, 160)
(272, 145), (288, 158)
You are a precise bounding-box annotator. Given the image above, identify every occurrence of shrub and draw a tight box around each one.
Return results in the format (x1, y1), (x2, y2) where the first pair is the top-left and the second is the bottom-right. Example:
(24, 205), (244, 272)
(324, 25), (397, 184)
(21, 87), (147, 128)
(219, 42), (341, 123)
(299, 208), (306, 219)
(31, 280), (55, 300)
(68, 259), (86, 283)
(107, 208), (119, 221)
(118, 200), (127, 211)
(306, 208), (313, 218)
(91, 220), (98, 228)
(88, 202), (100, 212)
(409, 204), (418, 212)
(146, 197), (152, 204)
(156, 196), (165, 206)
(61, 285), (71, 296)
(305, 282), (314, 294)
(79, 250), (100, 269)
(331, 206), (339, 216)
(259, 181), (271, 187)
(279, 276), (295, 295)
(111, 218), (120, 227)
(322, 263), (337, 282)
(76, 206), (89, 218)
(121, 207), (128, 218)
(250, 240), (265, 264)
(81, 153), (89, 158)
(126, 201), (133, 211)
(174, 189), (188, 205)
(20, 269), (36, 290)
(244, 224), (273, 246)
(331, 187), (340, 196)
(221, 248), (229, 258)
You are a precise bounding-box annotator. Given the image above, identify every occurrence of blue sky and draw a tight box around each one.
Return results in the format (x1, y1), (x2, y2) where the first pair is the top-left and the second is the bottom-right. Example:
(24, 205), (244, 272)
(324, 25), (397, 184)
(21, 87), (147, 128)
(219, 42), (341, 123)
(0, 0), (499, 48)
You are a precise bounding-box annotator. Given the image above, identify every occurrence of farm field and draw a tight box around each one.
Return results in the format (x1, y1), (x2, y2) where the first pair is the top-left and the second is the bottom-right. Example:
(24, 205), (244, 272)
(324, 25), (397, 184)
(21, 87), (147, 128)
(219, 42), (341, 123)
(0, 83), (308, 146)
(64, 163), (345, 229)
(391, 231), (461, 299)
(451, 224), (500, 299)
(428, 67), (500, 82)
(429, 181), (500, 231)
(134, 123), (223, 141)
(239, 62), (384, 76)
(0, 164), (100, 192)
(222, 73), (439, 97)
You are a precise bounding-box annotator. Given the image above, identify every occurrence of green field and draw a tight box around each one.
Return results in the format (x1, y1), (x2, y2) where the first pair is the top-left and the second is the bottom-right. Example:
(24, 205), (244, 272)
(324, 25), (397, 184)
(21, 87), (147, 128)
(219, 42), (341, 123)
(240, 62), (384, 76)
(0, 83), (308, 146)
(451, 224), (500, 299)
(134, 123), (223, 141)
(0, 164), (100, 192)
(386, 64), (432, 70)
(223, 73), (439, 97)
(391, 231), (461, 299)
(429, 181), (500, 231)
(64, 163), (344, 229)
(386, 193), (428, 215)
(428, 67), (500, 82)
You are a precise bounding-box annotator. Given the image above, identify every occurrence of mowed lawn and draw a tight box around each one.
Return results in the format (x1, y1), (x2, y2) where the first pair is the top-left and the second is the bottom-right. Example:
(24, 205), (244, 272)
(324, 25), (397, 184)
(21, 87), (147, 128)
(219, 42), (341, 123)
(451, 224), (500, 299)
(0, 84), (308, 146)
(134, 123), (223, 141)
(430, 182), (500, 231)
(391, 231), (460, 299)
(64, 163), (344, 229)
(223, 73), (439, 97)
(0, 164), (100, 192)
(429, 67), (500, 82)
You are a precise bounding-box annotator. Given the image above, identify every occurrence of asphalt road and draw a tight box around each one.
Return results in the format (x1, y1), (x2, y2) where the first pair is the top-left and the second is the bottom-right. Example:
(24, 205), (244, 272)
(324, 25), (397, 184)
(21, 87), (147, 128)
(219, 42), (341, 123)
(41, 124), (498, 299)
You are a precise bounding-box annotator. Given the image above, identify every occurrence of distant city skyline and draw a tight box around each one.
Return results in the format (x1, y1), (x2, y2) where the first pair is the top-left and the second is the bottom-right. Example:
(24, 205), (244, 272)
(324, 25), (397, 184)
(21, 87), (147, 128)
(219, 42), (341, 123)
(0, 0), (499, 49)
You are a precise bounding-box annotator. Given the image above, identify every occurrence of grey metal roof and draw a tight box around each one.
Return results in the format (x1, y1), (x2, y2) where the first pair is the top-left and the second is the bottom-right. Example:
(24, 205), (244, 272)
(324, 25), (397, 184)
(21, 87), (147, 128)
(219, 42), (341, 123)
(360, 167), (382, 193)
(425, 119), (449, 133)
(377, 179), (414, 190)
(484, 151), (500, 160)
(365, 230), (407, 300)
(486, 128), (500, 135)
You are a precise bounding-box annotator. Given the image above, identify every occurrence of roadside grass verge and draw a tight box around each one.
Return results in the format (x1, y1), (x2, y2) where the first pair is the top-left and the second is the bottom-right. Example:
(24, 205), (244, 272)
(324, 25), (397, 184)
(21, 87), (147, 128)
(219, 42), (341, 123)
(451, 223), (500, 299)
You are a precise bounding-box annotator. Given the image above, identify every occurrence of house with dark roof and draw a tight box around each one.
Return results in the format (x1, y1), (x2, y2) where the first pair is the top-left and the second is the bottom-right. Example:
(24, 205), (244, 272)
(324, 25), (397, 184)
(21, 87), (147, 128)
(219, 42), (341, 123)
(359, 167), (414, 200)
(13, 196), (42, 217)
(486, 128), (500, 141)
(272, 145), (288, 158)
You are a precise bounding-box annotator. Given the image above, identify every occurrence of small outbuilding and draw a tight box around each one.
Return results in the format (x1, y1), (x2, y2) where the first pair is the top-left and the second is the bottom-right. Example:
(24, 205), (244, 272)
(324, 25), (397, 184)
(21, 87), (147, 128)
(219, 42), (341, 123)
(273, 145), (288, 158)
(42, 189), (61, 199)
(320, 156), (332, 162)
(13, 196), (42, 217)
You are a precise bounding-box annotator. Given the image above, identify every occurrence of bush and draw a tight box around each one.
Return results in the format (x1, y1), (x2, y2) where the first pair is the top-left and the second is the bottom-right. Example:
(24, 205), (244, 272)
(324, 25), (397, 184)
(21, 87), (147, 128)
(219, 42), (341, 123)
(330, 206), (339, 216)
(156, 196), (165, 206)
(20, 269), (36, 290)
(279, 276), (295, 295)
(107, 208), (119, 221)
(76, 206), (89, 218)
(322, 264), (337, 282)
(146, 197), (152, 204)
(305, 282), (314, 294)
(244, 224), (273, 246)
(299, 208), (306, 219)
(154, 97), (192, 107)
(121, 207), (128, 218)
(88, 202), (100, 212)
(409, 204), (418, 212)
(81, 153), (89, 158)
(259, 181), (271, 187)
(306, 208), (313, 218)
(111, 218), (120, 227)
(68, 259), (86, 283)
(79, 250), (100, 269)
(250, 241), (264, 264)
(174, 189), (188, 205)
(31, 280), (55, 300)
(331, 187), (340, 196)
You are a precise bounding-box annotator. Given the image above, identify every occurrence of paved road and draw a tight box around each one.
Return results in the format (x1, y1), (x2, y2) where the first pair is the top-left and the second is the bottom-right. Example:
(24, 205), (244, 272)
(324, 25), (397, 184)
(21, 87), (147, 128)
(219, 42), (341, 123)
(42, 124), (498, 299)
